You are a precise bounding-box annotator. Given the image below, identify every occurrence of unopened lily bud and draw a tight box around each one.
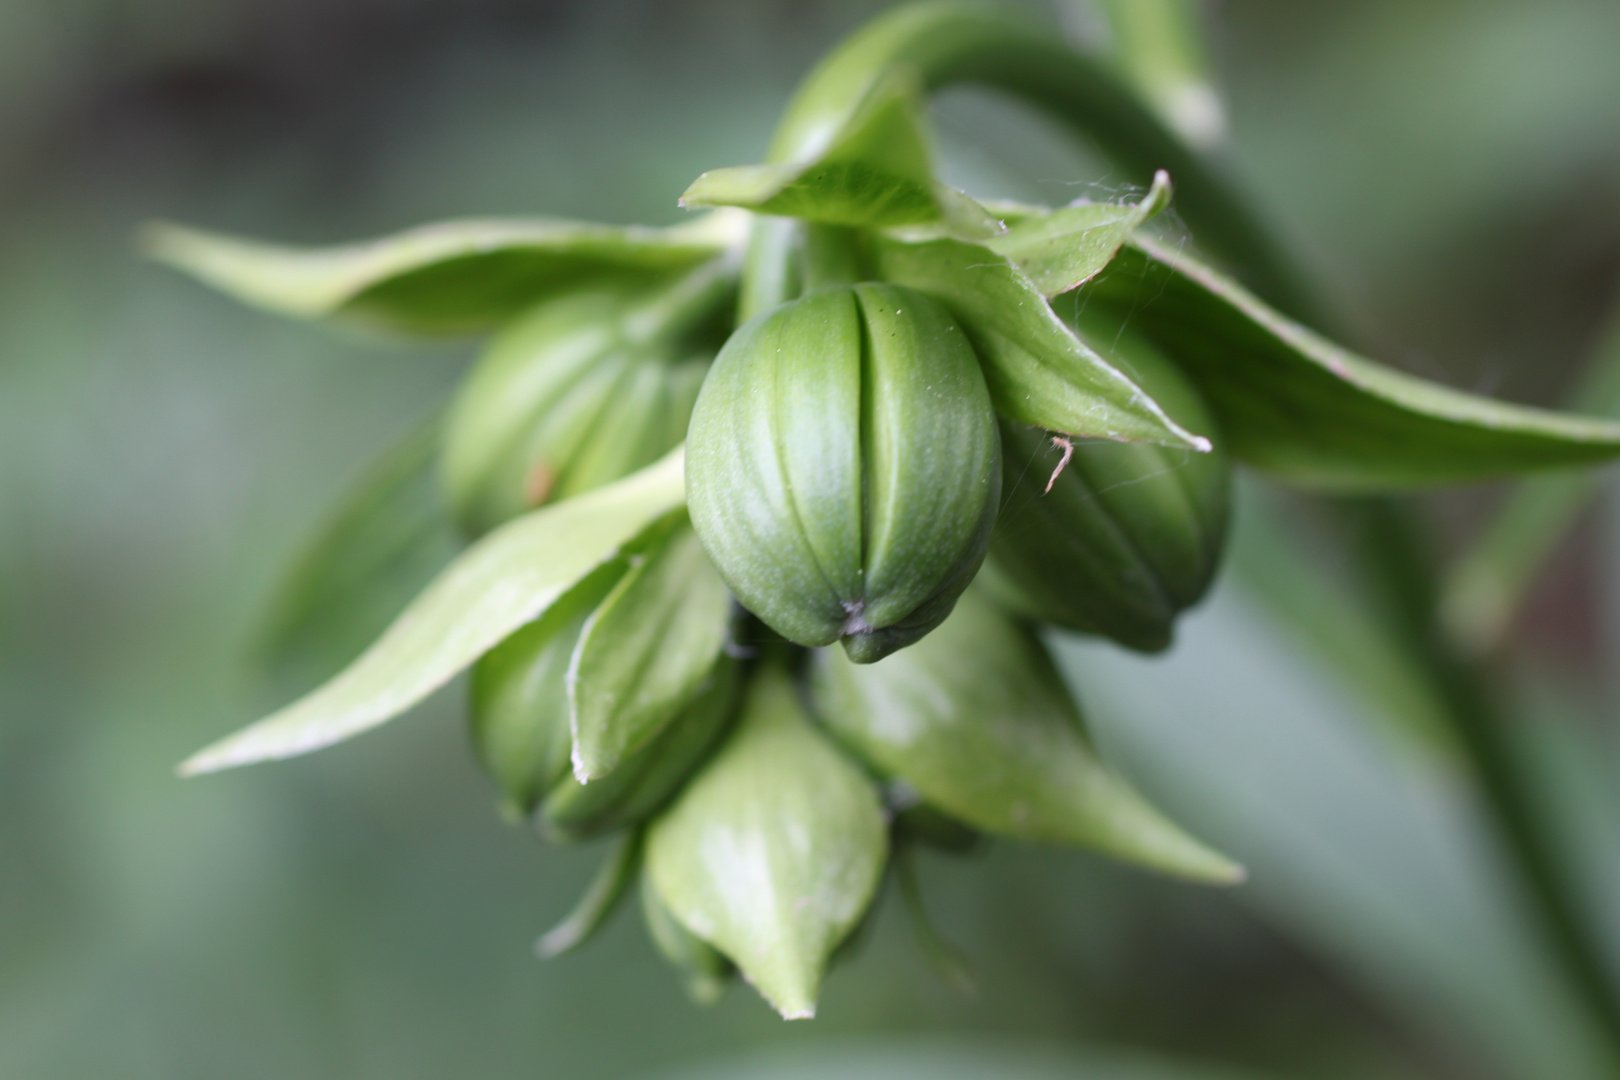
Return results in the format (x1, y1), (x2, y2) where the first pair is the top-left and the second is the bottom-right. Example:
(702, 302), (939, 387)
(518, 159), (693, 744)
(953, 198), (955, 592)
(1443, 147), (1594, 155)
(983, 320), (1229, 651)
(686, 283), (1000, 662)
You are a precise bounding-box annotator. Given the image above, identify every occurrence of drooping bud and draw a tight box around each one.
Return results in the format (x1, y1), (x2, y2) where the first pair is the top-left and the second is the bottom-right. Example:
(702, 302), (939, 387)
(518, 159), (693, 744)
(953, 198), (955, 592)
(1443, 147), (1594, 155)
(982, 316), (1230, 651)
(443, 264), (729, 535)
(644, 659), (888, 1018)
(686, 283), (1000, 662)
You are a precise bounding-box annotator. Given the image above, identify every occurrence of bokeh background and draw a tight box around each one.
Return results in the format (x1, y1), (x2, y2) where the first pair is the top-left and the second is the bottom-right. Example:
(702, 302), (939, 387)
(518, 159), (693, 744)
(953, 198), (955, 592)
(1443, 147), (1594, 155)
(3, 2), (1619, 1078)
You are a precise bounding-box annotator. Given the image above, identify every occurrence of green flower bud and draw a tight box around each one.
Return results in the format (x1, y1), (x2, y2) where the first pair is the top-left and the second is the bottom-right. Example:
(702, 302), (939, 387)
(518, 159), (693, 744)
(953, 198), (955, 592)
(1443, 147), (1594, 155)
(686, 283), (1000, 663)
(982, 319), (1230, 651)
(540, 656), (740, 841)
(443, 265), (728, 535)
(466, 566), (623, 818)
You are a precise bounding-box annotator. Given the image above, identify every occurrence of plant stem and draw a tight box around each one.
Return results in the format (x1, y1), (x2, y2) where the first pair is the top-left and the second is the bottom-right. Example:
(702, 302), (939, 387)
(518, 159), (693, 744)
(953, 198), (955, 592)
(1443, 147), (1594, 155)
(1348, 496), (1620, 1062)
(757, 2), (1322, 325)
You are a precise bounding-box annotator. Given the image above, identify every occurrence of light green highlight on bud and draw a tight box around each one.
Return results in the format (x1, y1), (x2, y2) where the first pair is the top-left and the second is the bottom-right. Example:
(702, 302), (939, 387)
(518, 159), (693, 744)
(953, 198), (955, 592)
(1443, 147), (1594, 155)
(645, 663), (888, 1019)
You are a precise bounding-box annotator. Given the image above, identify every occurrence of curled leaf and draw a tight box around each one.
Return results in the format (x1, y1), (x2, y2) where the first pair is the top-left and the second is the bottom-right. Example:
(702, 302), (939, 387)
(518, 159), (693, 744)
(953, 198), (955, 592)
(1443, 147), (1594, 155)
(680, 71), (1002, 241)
(1076, 237), (1620, 489)
(143, 212), (743, 335)
(987, 170), (1171, 296)
(645, 662), (888, 1019)
(178, 450), (687, 776)
(870, 232), (1208, 451)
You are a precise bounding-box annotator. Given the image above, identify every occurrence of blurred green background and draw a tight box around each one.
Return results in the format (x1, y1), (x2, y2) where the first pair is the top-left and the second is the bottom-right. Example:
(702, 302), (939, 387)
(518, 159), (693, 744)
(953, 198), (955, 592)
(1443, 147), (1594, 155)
(3, 2), (1619, 1078)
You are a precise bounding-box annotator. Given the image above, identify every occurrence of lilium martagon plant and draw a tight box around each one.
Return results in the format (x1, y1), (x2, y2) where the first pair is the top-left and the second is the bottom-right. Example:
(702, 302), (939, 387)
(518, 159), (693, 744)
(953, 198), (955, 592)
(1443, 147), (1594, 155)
(147, 3), (1620, 1020)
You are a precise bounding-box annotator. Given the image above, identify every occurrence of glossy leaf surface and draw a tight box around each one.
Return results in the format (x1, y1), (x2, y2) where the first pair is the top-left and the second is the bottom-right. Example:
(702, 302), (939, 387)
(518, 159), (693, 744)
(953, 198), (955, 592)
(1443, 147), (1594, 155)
(645, 663), (887, 1018)
(871, 233), (1208, 451)
(143, 213), (742, 335)
(811, 587), (1241, 883)
(179, 450), (687, 775)
(569, 516), (733, 781)
(680, 72), (1001, 240)
(1076, 237), (1620, 488)
(253, 419), (459, 690)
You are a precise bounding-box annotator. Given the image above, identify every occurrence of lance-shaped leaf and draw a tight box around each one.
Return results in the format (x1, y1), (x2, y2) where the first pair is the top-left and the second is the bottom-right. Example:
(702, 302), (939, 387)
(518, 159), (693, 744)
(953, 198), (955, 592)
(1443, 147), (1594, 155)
(871, 233), (1208, 450)
(986, 170), (1172, 296)
(810, 587), (1242, 884)
(680, 72), (1001, 241)
(536, 831), (642, 958)
(142, 212), (743, 335)
(178, 449), (688, 775)
(568, 514), (733, 781)
(645, 662), (888, 1019)
(253, 418), (459, 690)
(1076, 236), (1620, 489)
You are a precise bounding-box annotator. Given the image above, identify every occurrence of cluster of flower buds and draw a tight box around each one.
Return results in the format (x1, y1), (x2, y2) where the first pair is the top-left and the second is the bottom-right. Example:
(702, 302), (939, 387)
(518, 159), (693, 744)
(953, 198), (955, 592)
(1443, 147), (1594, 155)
(160, 2), (1620, 1021)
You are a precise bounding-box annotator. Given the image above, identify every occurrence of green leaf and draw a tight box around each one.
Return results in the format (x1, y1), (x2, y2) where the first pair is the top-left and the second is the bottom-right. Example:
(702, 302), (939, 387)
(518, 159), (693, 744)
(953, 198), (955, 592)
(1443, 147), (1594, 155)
(680, 72), (1001, 240)
(536, 831), (641, 958)
(870, 232), (1209, 451)
(644, 661), (888, 1019)
(253, 418), (459, 690)
(569, 515), (733, 781)
(1075, 236), (1620, 488)
(810, 586), (1242, 884)
(178, 449), (687, 775)
(986, 170), (1171, 296)
(141, 212), (743, 335)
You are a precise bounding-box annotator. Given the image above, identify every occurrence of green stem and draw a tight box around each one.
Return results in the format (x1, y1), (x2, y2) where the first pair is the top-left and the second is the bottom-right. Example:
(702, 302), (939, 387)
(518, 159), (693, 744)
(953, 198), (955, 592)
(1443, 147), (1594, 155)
(746, 1), (1321, 325)
(1348, 497), (1620, 1063)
